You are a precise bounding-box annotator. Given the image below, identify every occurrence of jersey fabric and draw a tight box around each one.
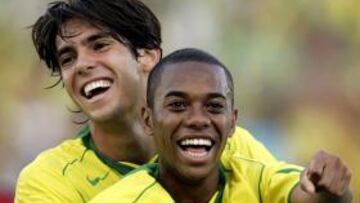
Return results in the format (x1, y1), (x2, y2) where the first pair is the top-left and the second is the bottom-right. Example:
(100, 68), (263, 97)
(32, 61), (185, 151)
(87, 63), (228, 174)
(15, 126), (279, 202)
(90, 158), (302, 203)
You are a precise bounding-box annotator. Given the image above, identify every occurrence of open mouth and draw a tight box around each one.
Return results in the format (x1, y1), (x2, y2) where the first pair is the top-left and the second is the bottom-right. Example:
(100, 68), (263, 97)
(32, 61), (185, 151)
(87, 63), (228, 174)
(81, 79), (113, 100)
(177, 138), (215, 158)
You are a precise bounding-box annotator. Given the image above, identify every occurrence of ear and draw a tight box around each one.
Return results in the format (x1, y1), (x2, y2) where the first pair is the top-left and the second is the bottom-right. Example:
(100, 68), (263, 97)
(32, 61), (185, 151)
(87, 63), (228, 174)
(137, 49), (161, 73)
(141, 106), (154, 136)
(229, 109), (238, 137)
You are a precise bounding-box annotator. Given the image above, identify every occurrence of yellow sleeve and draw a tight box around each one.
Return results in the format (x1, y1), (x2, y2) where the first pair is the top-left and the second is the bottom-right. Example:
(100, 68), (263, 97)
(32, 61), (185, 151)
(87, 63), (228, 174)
(221, 126), (277, 168)
(15, 161), (84, 203)
(261, 162), (303, 203)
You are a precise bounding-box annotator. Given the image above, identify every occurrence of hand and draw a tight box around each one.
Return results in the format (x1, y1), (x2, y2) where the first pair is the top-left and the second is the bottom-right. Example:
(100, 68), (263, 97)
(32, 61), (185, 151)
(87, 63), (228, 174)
(300, 150), (352, 197)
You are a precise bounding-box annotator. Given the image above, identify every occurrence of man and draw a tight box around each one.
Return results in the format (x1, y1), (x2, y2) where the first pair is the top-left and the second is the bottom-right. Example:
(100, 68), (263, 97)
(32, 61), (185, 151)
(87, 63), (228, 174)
(15, 0), (351, 202)
(15, 0), (278, 202)
(90, 48), (352, 203)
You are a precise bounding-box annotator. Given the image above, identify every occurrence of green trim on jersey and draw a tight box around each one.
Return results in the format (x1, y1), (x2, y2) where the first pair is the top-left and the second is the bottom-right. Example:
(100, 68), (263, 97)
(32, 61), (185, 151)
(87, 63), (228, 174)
(214, 166), (227, 203)
(136, 163), (227, 203)
(16, 126), (292, 203)
(81, 127), (138, 175)
(90, 157), (302, 203)
(76, 125), (91, 138)
(276, 168), (303, 174)
(258, 164), (265, 203)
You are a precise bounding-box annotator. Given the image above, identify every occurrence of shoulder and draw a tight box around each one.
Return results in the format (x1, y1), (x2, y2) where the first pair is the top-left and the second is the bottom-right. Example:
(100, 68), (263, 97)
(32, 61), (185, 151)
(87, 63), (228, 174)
(228, 154), (302, 183)
(226, 126), (262, 152)
(223, 155), (302, 203)
(15, 138), (88, 202)
(18, 138), (87, 178)
(17, 126), (96, 181)
(91, 164), (172, 203)
(226, 154), (267, 183)
(222, 126), (277, 165)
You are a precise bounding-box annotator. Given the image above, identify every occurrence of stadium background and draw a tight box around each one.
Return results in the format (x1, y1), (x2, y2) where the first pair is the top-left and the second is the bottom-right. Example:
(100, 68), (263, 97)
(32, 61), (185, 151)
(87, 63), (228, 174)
(0, 0), (359, 202)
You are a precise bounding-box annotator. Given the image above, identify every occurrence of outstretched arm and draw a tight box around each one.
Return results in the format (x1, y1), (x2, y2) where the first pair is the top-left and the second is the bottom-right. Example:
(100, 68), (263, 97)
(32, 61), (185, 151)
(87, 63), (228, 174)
(291, 150), (352, 203)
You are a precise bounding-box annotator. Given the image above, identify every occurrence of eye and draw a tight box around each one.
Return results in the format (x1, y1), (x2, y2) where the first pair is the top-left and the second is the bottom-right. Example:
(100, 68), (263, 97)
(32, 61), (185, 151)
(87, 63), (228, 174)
(167, 100), (187, 112)
(206, 101), (225, 113)
(59, 54), (75, 68)
(93, 40), (112, 51)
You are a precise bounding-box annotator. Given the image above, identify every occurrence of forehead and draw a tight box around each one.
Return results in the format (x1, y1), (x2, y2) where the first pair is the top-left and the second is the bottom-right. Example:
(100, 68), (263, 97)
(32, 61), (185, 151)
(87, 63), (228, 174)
(55, 18), (106, 49)
(157, 61), (229, 96)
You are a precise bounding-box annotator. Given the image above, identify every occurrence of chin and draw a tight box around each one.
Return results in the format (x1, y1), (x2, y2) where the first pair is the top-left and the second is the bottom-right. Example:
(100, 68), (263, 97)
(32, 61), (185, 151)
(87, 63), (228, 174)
(88, 107), (121, 123)
(177, 166), (214, 185)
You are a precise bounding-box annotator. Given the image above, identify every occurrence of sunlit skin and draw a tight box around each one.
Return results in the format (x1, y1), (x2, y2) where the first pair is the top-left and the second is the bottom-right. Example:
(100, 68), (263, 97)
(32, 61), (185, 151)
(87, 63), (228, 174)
(55, 18), (351, 203)
(143, 62), (237, 203)
(56, 18), (160, 163)
(57, 19), (142, 121)
(292, 150), (353, 203)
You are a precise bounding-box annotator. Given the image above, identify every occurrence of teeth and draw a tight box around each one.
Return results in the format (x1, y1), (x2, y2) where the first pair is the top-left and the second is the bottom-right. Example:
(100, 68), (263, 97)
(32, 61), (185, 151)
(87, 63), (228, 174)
(84, 79), (112, 97)
(180, 138), (212, 147)
(185, 151), (208, 157)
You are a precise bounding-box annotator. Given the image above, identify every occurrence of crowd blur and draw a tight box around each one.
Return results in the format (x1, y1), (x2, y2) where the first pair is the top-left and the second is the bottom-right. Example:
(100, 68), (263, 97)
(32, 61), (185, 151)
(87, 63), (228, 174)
(0, 0), (359, 202)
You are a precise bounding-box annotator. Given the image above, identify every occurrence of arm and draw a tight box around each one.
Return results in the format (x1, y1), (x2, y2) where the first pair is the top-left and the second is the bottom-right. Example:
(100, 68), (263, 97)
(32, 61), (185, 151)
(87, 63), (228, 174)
(291, 150), (352, 203)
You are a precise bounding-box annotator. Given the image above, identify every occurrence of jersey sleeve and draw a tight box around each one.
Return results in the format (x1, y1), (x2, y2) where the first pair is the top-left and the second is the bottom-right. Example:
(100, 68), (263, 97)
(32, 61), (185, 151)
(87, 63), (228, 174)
(221, 126), (277, 169)
(260, 162), (303, 203)
(15, 162), (84, 203)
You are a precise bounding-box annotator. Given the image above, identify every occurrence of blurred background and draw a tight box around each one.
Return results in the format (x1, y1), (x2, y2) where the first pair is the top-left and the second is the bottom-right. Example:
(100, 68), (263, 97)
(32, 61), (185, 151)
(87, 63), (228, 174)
(0, 0), (359, 202)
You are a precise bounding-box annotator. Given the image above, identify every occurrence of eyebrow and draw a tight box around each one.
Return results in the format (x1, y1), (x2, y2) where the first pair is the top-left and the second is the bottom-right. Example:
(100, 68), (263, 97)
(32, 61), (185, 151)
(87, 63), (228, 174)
(164, 91), (188, 99)
(57, 31), (113, 58)
(206, 92), (226, 100)
(164, 91), (226, 100)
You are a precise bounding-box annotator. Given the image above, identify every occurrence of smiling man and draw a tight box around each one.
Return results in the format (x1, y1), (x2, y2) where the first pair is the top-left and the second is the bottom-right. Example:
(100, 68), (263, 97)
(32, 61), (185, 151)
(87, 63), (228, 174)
(15, 0), (352, 202)
(90, 48), (352, 203)
(15, 1), (286, 202)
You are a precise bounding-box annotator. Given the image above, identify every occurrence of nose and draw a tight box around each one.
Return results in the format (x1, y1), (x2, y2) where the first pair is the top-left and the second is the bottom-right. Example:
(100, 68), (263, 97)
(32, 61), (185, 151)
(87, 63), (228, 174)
(75, 51), (96, 76)
(184, 105), (211, 130)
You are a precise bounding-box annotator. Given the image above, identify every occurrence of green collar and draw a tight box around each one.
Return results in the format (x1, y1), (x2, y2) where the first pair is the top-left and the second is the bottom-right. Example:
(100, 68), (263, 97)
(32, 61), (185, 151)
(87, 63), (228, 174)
(215, 166), (227, 203)
(143, 163), (227, 203)
(80, 126), (137, 175)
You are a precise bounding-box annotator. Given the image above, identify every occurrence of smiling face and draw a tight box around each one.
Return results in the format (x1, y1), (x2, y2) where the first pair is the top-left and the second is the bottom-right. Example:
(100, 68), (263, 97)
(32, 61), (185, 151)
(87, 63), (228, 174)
(56, 18), (158, 122)
(145, 61), (237, 183)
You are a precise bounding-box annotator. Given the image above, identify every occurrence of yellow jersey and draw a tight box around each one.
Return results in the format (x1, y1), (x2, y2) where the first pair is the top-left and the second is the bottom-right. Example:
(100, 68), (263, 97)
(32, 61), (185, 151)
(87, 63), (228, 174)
(15, 126), (281, 202)
(90, 157), (302, 203)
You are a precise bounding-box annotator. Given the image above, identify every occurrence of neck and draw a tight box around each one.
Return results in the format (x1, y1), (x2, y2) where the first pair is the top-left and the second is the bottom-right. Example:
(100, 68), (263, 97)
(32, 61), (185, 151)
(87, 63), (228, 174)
(90, 114), (156, 165)
(158, 165), (220, 203)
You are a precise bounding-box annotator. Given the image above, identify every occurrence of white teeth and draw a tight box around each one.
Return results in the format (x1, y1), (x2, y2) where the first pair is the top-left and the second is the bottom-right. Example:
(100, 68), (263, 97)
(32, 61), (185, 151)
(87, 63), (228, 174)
(84, 79), (112, 97)
(180, 138), (212, 147)
(185, 151), (208, 157)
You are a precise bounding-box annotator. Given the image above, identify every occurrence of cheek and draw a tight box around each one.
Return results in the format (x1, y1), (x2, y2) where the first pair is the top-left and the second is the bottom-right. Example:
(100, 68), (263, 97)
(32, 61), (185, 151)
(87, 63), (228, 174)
(216, 117), (234, 137)
(61, 70), (75, 93)
(154, 132), (172, 157)
(152, 116), (179, 149)
(116, 61), (142, 91)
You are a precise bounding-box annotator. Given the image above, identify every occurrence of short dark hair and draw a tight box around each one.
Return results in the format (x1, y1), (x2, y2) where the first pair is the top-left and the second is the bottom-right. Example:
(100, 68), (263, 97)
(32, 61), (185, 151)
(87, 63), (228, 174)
(147, 48), (234, 109)
(32, 0), (161, 76)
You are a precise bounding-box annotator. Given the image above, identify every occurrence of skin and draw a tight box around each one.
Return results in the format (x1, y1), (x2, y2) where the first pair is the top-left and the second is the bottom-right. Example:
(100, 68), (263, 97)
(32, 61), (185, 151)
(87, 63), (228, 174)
(292, 150), (353, 203)
(141, 61), (352, 203)
(55, 18), (352, 203)
(56, 18), (160, 163)
(142, 62), (237, 203)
